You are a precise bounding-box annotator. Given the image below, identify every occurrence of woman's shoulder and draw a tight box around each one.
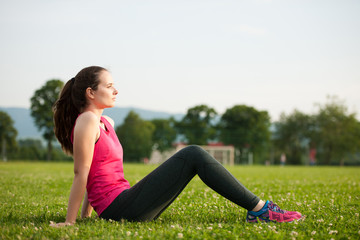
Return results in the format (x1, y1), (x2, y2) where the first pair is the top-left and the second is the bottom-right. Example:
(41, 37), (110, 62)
(75, 112), (99, 130)
(78, 111), (99, 123)
(73, 112), (100, 147)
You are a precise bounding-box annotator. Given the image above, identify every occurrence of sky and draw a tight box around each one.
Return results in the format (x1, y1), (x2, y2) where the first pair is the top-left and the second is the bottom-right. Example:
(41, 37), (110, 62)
(0, 0), (359, 121)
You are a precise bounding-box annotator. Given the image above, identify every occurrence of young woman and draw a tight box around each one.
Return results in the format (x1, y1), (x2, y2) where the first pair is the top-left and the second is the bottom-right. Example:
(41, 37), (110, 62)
(51, 66), (302, 227)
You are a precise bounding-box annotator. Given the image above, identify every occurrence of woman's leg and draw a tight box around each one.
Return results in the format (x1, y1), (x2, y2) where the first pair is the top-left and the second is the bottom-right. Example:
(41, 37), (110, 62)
(100, 145), (260, 221)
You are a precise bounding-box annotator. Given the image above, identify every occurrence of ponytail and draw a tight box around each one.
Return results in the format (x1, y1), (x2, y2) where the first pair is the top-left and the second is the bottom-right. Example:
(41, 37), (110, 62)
(53, 78), (79, 155)
(53, 66), (107, 155)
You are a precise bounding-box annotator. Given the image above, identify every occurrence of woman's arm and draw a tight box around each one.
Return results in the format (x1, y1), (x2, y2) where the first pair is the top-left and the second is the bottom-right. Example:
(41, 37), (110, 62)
(64, 168), (90, 224)
(50, 113), (99, 227)
(81, 191), (93, 218)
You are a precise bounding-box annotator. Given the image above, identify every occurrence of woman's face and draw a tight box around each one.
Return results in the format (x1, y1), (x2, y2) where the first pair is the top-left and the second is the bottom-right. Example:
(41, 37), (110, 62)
(91, 70), (118, 108)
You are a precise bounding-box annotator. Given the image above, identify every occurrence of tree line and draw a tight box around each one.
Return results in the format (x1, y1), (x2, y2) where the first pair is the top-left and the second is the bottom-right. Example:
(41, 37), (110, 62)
(1, 79), (359, 165)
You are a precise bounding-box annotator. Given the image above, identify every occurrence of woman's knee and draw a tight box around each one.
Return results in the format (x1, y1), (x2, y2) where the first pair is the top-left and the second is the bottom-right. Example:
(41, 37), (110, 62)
(176, 145), (209, 162)
(182, 145), (205, 155)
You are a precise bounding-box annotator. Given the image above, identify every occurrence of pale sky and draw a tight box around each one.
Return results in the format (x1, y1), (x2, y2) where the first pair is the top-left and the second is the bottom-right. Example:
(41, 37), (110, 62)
(0, 0), (359, 121)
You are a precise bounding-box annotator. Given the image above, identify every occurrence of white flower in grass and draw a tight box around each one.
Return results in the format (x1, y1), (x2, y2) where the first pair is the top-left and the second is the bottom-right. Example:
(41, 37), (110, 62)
(271, 225), (278, 233)
(196, 227), (202, 230)
(126, 231), (131, 236)
(329, 230), (338, 235)
(355, 213), (359, 217)
(291, 231), (298, 236)
(311, 231), (316, 235)
(171, 225), (175, 228)
(177, 233), (183, 238)
(207, 227), (213, 230)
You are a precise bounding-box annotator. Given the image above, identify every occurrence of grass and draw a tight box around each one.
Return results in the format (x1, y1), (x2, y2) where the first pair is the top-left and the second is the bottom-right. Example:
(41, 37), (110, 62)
(0, 162), (359, 239)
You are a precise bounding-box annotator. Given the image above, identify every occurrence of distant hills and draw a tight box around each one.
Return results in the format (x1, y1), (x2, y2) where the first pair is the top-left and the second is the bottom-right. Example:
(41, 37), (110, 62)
(0, 107), (184, 140)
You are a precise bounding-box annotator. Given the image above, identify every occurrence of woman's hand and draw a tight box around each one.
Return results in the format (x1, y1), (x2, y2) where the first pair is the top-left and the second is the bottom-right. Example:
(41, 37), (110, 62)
(49, 221), (74, 228)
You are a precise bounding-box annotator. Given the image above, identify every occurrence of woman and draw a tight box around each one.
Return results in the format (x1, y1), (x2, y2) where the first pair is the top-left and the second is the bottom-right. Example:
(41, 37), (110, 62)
(51, 66), (302, 227)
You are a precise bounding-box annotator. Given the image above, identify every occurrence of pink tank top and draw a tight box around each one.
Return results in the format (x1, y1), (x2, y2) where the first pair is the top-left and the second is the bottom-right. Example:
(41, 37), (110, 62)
(72, 115), (130, 215)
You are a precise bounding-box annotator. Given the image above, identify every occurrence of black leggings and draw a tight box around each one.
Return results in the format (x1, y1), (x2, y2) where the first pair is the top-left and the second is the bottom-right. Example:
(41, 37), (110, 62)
(100, 145), (260, 221)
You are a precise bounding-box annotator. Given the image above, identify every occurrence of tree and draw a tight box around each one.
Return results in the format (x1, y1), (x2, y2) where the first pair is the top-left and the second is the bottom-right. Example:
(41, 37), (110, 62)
(176, 104), (217, 145)
(116, 111), (155, 162)
(218, 105), (271, 163)
(313, 96), (360, 165)
(273, 110), (312, 165)
(151, 118), (177, 152)
(30, 79), (63, 161)
(10, 139), (45, 161)
(0, 111), (18, 161)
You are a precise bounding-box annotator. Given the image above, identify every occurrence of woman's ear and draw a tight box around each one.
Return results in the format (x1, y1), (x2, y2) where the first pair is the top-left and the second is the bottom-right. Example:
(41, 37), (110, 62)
(85, 87), (95, 100)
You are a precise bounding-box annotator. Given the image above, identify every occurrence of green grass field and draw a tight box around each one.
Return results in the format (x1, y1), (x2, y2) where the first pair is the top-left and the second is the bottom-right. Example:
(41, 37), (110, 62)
(0, 162), (359, 239)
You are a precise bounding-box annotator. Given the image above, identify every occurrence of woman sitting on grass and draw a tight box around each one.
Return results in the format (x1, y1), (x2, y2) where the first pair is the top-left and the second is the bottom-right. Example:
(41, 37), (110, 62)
(50, 66), (302, 227)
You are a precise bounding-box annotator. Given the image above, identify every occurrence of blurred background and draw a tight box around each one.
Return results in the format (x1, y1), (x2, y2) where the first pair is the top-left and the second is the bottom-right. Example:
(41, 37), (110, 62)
(0, 0), (359, 165)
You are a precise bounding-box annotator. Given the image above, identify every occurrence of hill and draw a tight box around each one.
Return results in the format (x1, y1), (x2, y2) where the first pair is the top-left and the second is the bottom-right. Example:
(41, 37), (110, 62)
(0, 107), (184, 140)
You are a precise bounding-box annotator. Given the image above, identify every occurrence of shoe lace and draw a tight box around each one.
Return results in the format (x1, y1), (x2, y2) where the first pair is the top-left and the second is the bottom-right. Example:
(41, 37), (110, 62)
(268, 201), (285, 214)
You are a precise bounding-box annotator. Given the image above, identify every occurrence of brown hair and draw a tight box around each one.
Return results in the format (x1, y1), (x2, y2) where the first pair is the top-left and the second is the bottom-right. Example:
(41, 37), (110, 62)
(53, 66), (107, 155)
